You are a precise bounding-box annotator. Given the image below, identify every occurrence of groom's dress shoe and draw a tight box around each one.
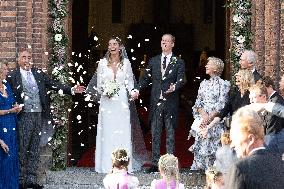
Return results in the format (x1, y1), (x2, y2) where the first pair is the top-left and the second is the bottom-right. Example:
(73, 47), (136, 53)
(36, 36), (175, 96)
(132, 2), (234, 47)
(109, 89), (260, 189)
(146, 165), (159, 173)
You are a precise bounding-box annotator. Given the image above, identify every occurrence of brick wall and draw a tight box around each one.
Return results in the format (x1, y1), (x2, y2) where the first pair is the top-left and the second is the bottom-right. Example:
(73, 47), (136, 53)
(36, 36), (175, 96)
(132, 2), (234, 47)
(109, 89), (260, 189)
(252, 0), (282, 85)
(0, 0), (48, 68)
(0, 0), (17, 67)
(280, 0), (284, 76)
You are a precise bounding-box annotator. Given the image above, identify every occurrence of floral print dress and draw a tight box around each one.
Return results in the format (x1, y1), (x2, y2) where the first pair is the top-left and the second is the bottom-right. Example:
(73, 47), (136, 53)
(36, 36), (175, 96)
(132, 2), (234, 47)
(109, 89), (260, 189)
(189, 76), (230, 170)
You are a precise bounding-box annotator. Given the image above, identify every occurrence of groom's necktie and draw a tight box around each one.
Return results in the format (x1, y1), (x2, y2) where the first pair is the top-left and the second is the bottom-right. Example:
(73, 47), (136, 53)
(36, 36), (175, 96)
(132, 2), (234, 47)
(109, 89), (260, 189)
(163, 56), (167, 70)
(26, 71), (36, 89)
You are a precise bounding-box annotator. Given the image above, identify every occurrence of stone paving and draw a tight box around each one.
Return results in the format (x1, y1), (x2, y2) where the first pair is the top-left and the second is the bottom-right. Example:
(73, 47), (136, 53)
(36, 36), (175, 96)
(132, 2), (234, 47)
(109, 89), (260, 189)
(44, 167), (205, 189)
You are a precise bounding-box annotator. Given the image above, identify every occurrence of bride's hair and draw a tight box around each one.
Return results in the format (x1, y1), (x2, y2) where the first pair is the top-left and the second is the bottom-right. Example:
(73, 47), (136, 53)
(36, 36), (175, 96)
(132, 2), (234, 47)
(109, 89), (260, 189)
(106, 36), (125, 68)
(158, 154), (180, 188)
(111, 148), (130, 170)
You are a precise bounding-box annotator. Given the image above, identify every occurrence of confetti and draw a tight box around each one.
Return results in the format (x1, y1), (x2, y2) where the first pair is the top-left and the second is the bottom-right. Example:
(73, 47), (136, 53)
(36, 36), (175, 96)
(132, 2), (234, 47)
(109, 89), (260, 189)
(76, 115), (81, 120)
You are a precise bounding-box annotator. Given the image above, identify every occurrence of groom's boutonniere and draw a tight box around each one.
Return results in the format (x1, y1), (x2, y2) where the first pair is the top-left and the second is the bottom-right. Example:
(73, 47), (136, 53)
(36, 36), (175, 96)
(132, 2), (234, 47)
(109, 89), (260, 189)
(170, 56), (177, 64)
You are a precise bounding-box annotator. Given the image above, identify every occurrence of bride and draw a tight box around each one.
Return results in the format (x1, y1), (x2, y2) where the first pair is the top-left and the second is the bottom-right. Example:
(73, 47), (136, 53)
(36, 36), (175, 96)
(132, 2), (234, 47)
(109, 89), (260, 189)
(87, 37), (148, 173)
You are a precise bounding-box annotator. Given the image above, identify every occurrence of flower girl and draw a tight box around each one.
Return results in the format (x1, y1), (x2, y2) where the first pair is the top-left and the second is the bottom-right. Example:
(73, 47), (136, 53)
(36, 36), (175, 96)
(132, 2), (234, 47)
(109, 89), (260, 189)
(103, 148), (139, 189)
(150, 154), (185, 189)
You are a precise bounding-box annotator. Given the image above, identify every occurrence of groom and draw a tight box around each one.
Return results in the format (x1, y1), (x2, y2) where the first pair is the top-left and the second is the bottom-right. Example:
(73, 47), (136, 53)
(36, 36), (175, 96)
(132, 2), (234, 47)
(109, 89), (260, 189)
(133, 34), (185, 173)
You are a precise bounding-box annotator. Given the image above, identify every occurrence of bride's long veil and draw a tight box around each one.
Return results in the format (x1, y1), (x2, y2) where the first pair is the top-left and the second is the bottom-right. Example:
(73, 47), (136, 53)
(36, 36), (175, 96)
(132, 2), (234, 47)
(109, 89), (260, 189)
(86, 48), (150, 169)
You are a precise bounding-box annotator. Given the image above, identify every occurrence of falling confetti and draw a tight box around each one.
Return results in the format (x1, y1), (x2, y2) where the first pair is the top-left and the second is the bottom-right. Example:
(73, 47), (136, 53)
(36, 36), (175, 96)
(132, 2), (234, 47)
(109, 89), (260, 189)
(76, 115), (81, 120)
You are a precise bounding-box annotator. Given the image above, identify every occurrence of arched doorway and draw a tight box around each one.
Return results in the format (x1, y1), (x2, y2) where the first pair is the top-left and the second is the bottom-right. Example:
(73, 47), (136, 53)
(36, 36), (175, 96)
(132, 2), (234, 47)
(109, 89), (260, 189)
(68, 0), (229, 167)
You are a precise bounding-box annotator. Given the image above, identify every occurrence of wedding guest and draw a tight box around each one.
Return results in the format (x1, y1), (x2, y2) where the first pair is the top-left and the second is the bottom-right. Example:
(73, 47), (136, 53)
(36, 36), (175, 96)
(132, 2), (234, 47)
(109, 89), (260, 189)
(214, 133), (238, 175)
(133, 34), (185, 173)
(103, 148), (139, 189)
(239, 50), (262, 82)
(244, 74), (284, 119)
(204, 167), (225, 189)
(227, 105), (284, 189)
(209, 69), (254, 132)
(249, 81), (284, 153)
(7, 50), (85, 189)
(188, 57), (230, 171)
(0, 62), (22, 189)
(150, 154), (185, 189)
(219, 69), (254, 124)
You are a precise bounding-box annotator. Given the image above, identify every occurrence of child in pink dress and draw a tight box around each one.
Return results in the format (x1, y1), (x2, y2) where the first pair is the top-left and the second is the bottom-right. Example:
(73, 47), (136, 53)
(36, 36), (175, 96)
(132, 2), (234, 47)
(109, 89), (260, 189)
(103, 148), (139, 189)
(150, 154), (185, 189)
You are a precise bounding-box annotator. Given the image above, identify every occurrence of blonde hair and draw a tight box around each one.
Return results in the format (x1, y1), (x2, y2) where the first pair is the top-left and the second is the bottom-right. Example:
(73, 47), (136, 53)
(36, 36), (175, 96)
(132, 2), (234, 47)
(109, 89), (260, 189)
(220, 132), (231, 145)
(249, 81), (268, 99)
(111, 148), (129, 170)
(231, 105), (265, 140)
(205, 167), (223, 189)
(207, 57), (224, 76)
(236, 69), (255, 95)
(158, 154), (180, 188)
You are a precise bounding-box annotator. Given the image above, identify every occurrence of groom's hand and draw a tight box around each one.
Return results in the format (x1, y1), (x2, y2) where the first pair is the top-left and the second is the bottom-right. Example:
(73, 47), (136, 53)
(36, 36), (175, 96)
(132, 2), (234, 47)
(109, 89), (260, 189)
(165, 83), (175, 94)
(130, 89), (139, 101)
(73, 84), (86, 94)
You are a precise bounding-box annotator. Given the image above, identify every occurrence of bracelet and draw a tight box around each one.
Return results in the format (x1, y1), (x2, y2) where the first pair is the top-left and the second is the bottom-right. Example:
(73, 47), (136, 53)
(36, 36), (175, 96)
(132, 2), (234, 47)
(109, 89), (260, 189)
(6, 110), (10, 114)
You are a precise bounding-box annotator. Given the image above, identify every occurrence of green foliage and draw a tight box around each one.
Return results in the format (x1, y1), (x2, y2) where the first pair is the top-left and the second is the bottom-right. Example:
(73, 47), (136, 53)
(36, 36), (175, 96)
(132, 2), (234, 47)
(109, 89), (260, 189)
(48, 0), (72, 170)
(227, 0), (253, 84)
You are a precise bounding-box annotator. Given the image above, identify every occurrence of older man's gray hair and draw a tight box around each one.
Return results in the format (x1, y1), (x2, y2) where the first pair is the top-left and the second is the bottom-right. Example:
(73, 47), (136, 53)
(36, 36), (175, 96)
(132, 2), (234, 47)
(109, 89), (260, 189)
(243, 50), (257, 65)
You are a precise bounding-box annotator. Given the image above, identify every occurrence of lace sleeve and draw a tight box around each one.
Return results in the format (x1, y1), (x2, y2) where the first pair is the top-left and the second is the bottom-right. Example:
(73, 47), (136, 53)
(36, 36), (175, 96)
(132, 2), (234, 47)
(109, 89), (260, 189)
(85, 59), (104, 102)
(96, 59), (104, 94)
(124, 58), (134, 92)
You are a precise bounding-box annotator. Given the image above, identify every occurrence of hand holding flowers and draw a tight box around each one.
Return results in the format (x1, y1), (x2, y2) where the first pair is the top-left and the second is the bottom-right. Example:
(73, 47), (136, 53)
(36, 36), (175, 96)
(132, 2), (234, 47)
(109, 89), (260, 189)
(102, 80), (120, 98)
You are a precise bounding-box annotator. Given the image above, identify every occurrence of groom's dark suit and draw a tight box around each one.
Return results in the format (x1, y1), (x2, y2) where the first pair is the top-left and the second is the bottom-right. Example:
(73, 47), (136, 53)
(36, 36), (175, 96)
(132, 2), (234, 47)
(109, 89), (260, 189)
(138, 54), (185, 165)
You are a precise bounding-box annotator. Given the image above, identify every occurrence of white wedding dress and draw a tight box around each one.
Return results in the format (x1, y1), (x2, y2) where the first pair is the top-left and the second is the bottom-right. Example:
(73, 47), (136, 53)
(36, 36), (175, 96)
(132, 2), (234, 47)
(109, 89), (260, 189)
(95, 58), (140, 173)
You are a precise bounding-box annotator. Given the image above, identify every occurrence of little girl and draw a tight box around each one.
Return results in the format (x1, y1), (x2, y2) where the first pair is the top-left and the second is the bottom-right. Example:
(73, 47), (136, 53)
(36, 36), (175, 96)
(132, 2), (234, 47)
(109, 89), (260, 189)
(205, 167), (225, 189)
(103, 148), (139, 189)
(150, 154), (185, 189)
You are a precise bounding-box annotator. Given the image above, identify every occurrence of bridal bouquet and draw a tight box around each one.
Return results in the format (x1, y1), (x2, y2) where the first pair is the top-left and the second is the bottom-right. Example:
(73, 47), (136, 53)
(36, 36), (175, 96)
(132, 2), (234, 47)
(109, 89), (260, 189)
(102, 80), (120, 98)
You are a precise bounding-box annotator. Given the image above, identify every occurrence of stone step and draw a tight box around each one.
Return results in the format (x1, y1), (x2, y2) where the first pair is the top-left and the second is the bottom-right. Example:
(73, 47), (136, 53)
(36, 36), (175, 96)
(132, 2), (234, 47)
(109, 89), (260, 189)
(45, 167), (205, 188)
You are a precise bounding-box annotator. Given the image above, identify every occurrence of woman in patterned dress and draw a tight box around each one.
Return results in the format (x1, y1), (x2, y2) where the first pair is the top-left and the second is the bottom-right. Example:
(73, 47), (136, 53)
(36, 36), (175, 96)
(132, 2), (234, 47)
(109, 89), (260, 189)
(0, 62), (22, 189)
(189, 57), (230, 171)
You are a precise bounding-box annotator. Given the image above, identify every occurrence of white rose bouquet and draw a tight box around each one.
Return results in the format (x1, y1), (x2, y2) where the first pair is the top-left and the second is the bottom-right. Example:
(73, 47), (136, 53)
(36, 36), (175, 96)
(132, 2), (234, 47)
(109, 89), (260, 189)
(102, 80), (120, 98)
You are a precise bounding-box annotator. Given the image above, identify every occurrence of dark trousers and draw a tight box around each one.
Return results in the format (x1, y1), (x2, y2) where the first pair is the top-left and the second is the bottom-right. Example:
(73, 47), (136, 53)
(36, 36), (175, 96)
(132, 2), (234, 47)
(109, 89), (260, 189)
(18, 112), (42, 185)
(151, 100), (175, 165)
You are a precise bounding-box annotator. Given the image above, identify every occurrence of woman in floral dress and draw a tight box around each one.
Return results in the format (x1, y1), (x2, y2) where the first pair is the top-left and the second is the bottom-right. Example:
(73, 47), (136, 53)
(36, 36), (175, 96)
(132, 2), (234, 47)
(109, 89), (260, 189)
(189, 57), (230, 171)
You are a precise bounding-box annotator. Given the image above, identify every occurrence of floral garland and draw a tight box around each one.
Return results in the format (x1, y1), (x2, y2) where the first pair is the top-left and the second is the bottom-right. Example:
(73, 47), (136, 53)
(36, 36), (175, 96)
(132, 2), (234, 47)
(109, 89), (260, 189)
(48, 0), (72, 171)
(227, 0), (253, 81)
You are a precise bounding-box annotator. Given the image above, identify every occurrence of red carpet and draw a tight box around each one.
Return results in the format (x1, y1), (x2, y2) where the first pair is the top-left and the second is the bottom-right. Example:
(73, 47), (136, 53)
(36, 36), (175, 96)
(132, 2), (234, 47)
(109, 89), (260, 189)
(77, 108), (194, 168)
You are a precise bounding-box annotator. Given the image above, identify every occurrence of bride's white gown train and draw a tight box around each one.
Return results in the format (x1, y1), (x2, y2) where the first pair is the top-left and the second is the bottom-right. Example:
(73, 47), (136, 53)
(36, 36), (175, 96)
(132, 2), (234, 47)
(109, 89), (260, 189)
(95, 58), (140, 173)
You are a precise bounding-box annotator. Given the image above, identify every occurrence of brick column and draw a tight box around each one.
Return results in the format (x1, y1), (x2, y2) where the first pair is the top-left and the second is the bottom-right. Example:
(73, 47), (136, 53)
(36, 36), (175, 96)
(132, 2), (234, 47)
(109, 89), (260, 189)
(264, 0), (281, 80)
(0, 1), (17, 67)
(253, 0), (265, 75)
(280, 1), (284, 77)
(0, 0), (49, 68)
